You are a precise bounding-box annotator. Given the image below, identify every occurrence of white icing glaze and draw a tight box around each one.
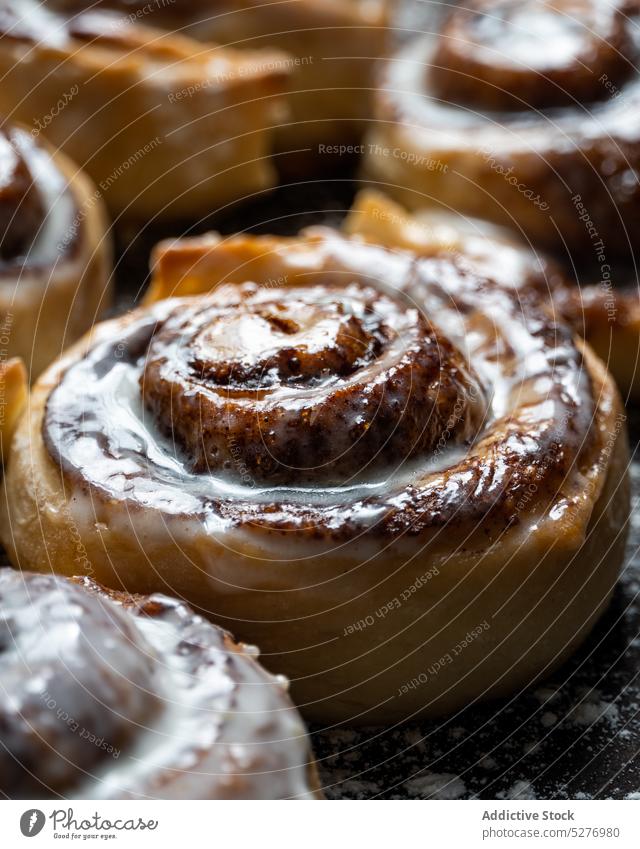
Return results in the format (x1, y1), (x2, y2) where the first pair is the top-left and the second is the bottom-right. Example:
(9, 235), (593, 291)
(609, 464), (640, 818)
(380, 26), (640, 151)
(0, 125), (81, 286)
(0, 569), (318, 799)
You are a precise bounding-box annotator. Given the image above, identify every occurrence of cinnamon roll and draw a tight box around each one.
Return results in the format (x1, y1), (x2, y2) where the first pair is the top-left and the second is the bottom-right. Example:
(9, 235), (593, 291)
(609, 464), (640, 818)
(0, 123), (111, 379)
(0, 227), (629, 724)
(364, 0), (640, 254)
(345, 189), (640, 402)
(44, 0), (390, 155)
(0, 1), (290, 220)
(0, 568), (321, 799)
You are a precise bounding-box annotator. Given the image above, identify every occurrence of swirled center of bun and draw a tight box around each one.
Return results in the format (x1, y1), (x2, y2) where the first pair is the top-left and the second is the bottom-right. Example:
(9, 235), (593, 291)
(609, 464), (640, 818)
(140, 283), (487, 483)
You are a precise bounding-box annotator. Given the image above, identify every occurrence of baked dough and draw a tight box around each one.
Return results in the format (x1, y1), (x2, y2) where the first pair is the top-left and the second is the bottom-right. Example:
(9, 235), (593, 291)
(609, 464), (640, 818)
(345, 189), (640, 402)
(47, 0), (390, 153)
(0, 568), (321, 798)
(0, 359), (27, 466)
(1, 224), (629, 724)
(0, 123), (111, 379)
(363, 0), (640, 254)
(0, 1), (290, 219)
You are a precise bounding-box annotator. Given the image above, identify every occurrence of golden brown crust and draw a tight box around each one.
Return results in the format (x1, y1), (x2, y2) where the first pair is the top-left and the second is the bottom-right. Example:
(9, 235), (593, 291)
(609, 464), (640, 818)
(139, 282), (485, 482)
(347, 190), (640, 402)
(0, 2), (290, 219)
(54, 0), (391, 152)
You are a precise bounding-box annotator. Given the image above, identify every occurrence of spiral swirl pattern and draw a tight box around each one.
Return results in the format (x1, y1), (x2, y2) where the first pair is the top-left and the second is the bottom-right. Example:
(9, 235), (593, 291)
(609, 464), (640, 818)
(0, 0), (290, 220)
(41, 232), (594, 534)
(0, 569), (320, 799)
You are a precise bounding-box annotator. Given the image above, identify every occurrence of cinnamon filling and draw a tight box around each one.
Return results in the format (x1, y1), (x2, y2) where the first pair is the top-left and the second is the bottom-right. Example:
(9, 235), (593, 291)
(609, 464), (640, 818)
(0, 569), (315, 798)
(41, 238), (596, 537)
(0, 571), (160, 796)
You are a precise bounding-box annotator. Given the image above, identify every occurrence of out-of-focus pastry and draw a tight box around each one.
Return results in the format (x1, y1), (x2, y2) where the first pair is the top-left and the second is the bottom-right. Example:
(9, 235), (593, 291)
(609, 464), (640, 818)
(45, 0), (390, 155)
(0, 568), (321, 799)
(346, 189), (640, 401)
(0, 0), (290, 219)
(0, 358), (27, 464)
(1, 219), (628, 723)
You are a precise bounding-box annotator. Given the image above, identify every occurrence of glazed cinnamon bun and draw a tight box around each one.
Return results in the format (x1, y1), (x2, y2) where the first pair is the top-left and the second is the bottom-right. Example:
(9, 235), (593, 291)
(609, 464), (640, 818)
(0, 358), (27, 464)
(0, 1), (290, 220)
(345, 190), (640, 402)
(0, 227), (629, 724)
(44, 0), (390, 154)
(364, 0), (640, 254)
(0, 123), (111, 379)
(0, 568), (321, 799)
(554, 280), (640, 403)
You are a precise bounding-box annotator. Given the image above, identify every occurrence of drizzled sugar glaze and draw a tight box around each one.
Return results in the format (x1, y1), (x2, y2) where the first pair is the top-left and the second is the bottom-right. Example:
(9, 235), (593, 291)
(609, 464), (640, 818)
(42, 234), (597, 540)
(141, 281), (486, 483)
(371, 0), (640, 253)
(382, 0), (640, 141)
(0, 569), (319, 799)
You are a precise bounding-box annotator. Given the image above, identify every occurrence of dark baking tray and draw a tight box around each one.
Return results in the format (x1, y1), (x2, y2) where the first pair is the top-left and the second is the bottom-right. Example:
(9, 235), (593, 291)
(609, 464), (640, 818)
(3, 176), (638, 800)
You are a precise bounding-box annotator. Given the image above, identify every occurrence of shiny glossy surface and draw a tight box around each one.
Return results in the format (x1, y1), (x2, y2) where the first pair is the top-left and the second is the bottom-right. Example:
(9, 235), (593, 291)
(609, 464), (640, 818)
(43, 232), (596, 539)
(432, 0), (633, 109)
(0, 125), (78, 273)
(141, 281), (485, 482)
(372, 0), (640, 251)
